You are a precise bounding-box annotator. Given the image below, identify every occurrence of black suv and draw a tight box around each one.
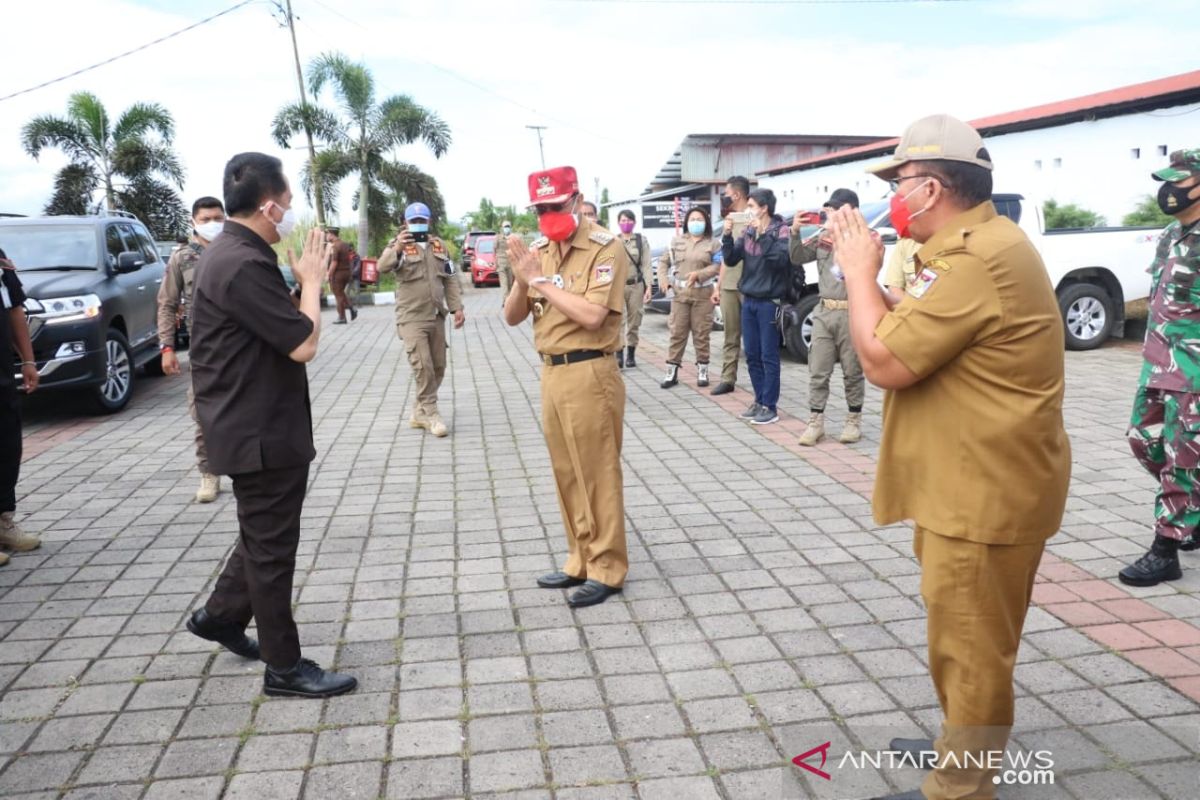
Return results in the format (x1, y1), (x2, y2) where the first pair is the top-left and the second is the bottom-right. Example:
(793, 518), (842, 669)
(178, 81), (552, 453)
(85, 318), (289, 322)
(1, 212), (167, 413)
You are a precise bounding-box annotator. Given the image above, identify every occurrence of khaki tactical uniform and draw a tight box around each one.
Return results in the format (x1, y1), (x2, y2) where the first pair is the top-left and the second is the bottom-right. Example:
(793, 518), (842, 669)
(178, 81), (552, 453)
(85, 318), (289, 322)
(378, 237), (463, 417)
(618, 233), (651, 349)
(883, 237), (922, 297)
(873, 202), (1071, 800)
(789, 233), (864, 411)
(329, 240), (354, 320)
(659, 235), (720, 365)
(719, 210), (752, 384)
(496, 235), (513, 300)
(156, 241), (210, 474)
(523, 222), (630, 587)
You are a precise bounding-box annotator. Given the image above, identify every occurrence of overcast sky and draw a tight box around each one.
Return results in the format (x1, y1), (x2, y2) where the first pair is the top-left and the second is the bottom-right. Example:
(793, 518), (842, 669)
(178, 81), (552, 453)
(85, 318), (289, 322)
(2, 0), (1198, 231)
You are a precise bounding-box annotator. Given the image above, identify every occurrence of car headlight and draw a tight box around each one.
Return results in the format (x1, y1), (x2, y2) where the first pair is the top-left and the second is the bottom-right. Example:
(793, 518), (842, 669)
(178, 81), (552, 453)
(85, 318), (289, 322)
(35, 294), (102, 325)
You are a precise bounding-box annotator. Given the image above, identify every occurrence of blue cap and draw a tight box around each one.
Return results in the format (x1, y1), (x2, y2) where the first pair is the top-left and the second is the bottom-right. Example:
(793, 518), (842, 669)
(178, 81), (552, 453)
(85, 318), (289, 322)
(404, 202), (432, 221)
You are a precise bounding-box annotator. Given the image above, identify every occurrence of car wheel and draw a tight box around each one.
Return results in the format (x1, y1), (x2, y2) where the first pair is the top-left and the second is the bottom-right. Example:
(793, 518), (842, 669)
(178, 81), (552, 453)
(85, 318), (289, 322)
(1059, 282), (1114, 351)
(783, 294), (821, 363)
(91, 329), (135, 414)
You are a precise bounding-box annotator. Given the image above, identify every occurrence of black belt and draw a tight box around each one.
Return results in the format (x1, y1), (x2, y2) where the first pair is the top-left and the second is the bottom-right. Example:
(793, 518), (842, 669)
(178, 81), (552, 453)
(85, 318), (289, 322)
(541, 350), (605, 366)
(626, 278), (643, 285)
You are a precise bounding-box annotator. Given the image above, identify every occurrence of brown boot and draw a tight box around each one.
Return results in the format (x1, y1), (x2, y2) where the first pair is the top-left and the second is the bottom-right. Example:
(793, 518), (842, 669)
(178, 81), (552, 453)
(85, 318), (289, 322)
(838, 412), (863, 444)
(0, 512), (41, 552)
(798, 412), (825, 447)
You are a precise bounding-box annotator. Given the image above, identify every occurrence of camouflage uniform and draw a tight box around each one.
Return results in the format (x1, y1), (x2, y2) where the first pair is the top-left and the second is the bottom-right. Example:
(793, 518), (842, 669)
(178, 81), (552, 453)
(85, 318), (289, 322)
(1129, 157), (1200, 542)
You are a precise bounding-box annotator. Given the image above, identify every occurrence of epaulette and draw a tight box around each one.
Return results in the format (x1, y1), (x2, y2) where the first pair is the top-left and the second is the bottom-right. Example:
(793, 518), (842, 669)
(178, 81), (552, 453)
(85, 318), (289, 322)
(531, 236), (549, 249)
(589, 231), (615, 245)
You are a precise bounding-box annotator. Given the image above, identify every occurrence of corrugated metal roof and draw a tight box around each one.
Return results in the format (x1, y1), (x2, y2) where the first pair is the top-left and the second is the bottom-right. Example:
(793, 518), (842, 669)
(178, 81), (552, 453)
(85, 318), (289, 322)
(760, 69), (1200, 176)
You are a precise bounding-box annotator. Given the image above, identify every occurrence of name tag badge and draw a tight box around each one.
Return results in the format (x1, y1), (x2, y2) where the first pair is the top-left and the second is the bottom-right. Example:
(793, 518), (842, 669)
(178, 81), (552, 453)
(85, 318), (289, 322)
(909, 268), (940, 299)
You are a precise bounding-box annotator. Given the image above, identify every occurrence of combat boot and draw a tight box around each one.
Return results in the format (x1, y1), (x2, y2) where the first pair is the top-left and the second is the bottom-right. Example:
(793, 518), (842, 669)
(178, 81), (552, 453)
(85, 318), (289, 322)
(0, 513), (40, 553)
(697, 363), (710, 388)
(838, 412), (863, 444)
(1181, 530), (1200, 551)
(195, 473), (220, 504)
(615, 350), (625, 369)
(410, 408), (429, 431)
(661, 364), (679, 389)
(798, 412), (825, 446)
(1119, 535), (1182, 586)
(427, 412), (448, 438)
(626, 346), (637, 368)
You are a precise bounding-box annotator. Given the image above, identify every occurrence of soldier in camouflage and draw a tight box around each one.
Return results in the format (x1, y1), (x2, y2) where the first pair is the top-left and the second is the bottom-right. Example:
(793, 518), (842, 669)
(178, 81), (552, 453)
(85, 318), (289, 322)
(1121, 148), (1200, 586)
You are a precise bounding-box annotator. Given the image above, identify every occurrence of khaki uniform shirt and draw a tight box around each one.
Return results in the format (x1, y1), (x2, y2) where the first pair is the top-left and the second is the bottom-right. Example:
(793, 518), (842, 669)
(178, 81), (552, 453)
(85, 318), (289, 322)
(720, 210), (753, 292)
(883, 238), (922, 296)
(620, 233), (652, 285)
(496, 235), (510, 272)
(872, 201), (1071, 545)
(658, 235), (720, 303)
(789, 233), (845, 302)
(526, 222), (630, 355)
(157, 241), (203, 347)
(378, 237), (463, 324)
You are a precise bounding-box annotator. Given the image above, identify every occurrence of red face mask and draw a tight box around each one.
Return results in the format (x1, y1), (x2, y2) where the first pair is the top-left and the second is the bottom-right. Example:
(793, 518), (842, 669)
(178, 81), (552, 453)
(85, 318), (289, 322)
(889, 180), (931, 239)
(538, 212), (578, 241)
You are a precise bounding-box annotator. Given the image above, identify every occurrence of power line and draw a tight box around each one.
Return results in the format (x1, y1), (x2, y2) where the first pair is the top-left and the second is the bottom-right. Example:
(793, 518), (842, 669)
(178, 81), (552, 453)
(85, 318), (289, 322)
(557, 0), (975, 4)
(0, 0), (257, 103)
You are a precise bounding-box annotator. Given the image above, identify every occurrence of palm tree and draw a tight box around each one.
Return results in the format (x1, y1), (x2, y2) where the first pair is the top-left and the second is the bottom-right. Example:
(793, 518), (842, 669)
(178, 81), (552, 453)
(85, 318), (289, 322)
(272, 52), (451, 256)
(21, 91), (187, 238)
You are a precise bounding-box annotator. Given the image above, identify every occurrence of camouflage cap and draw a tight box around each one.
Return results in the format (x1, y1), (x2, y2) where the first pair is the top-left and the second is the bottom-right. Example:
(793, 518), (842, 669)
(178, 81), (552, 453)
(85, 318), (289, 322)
(1152, 149), (1200, 182)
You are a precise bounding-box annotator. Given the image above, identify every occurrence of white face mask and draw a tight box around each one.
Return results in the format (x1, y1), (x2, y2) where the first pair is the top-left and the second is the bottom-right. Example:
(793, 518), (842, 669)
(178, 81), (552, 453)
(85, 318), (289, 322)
(194, 221), (224, 242)
(261, 202), (297, 238)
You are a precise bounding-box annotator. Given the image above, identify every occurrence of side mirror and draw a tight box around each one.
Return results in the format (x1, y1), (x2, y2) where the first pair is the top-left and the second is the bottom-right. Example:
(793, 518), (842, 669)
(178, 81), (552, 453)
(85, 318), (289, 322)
(115, 251), (145, 273)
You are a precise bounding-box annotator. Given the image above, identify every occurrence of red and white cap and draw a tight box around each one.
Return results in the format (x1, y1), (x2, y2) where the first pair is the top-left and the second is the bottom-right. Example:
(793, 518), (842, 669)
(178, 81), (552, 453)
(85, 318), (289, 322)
(527, 166), (579, 207)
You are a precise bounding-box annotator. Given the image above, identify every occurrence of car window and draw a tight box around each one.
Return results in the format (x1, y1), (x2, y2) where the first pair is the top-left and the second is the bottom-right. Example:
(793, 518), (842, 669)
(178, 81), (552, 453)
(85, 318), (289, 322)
(476, 237), (496, 254)
(105, 225), (125, 266)
(0, 224), (99, 270)
(132, 228), (160, 263)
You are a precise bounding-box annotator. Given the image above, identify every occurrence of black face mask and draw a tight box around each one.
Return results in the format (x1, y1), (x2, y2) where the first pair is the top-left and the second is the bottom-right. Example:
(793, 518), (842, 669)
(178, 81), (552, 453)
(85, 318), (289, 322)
(1157, 181), (1200, 216)
(720, 195), (733, 210)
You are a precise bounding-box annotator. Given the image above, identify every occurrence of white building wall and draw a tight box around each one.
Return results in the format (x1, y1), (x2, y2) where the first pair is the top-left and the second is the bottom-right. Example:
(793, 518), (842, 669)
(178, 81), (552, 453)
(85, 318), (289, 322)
(765, 102), (1200, 224)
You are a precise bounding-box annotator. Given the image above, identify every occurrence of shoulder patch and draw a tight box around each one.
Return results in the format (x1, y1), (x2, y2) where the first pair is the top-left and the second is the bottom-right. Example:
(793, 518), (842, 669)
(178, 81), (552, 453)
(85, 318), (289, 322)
(924, 258), (952, 272)
(403, 245), (420, 257)
(589, 231), (615, 245)
(594, 261), (615, 285)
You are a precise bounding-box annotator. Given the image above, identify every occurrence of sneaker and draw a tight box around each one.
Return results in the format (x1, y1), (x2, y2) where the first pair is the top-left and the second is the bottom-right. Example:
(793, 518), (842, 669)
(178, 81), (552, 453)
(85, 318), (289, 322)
(697, 364), (709, 388)
(661, 364), (679, 389)
(427, 412), (448, 438)
(332, 318), (347, 325)
(751, 407), (779, 425)
(0, 512), (41, 552)
(739, 403), (762, 420)
(195, 473), (220, 504)
(798, 412), (825, 446)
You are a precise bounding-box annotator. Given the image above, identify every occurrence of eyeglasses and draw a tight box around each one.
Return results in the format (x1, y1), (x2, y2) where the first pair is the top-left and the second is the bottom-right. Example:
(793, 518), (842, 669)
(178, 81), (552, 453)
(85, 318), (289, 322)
(533, 194), (579, 216)
(581, 211), (598, 219)
(888, 174), (945, 192)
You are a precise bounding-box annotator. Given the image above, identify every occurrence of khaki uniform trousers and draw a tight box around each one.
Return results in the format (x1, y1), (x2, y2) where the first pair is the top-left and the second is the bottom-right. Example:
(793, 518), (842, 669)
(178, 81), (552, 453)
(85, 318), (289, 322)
(620, 281), (645, 349)
(808, 306), (864, 411)
(542, 356), (628, 588)
(719, 288), (742, 385)
(499, 263), (514, 302)
(914, 526), (1045, 800)
(331, 268), (353, 320)
(667, 296), (714, 365)
(186, 366), (209, 475)
(398, 316), (448, 416)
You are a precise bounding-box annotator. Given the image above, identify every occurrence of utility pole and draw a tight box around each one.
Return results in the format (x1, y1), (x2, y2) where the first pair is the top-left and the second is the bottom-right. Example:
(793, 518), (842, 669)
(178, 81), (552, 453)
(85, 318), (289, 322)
(526, 125), (547, 169)
(593, 177), (599, 205)
(282, 0), (326, 226)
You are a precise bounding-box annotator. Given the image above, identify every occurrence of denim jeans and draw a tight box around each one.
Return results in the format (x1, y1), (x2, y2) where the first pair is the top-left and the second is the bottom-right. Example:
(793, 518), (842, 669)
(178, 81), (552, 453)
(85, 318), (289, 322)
(741, 297), (781, 411)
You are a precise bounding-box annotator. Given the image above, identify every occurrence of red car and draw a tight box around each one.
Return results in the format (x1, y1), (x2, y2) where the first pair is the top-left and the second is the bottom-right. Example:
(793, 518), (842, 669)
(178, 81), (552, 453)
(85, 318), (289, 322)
(470, 235), (500, 287)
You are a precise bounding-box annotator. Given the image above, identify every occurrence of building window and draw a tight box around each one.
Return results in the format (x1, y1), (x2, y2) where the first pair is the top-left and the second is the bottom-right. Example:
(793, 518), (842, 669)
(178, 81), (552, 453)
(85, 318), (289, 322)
(1034, 159), (1042, 170)
(1159, 145), (1169, 156)
(1053, 158), (1062, 168)
(1131, 148), (1140, 159)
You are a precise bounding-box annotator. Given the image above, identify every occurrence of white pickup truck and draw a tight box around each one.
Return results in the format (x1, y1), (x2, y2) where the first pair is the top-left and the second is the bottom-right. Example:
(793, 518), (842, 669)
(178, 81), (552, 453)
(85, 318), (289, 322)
(776, 193), (1160, 362)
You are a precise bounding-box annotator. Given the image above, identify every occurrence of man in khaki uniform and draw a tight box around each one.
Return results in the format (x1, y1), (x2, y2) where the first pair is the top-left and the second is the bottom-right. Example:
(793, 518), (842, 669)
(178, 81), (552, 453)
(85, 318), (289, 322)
(325, 227), (357, 324)
(615, 209), (651, 368)
(830, 115), (1071, 800)
(496, 219), (513, 304)
(710, 175), (752, 395)
(789, 189), (865, 445)
(378, 202), (465, 438)
(157, 196), (226, 503)
(503, 166), (630, 608)
(882, 236), (922, 304)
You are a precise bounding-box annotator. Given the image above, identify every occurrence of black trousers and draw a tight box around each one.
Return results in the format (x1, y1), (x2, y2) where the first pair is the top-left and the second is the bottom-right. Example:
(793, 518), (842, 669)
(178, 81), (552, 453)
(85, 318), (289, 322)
(0, 386), (20, 515)
(205, 464), (308, 668)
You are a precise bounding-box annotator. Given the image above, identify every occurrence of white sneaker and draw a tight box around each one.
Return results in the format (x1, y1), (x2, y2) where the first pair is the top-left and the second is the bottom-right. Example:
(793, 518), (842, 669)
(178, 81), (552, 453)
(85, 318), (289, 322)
(195, 473), (220, 503)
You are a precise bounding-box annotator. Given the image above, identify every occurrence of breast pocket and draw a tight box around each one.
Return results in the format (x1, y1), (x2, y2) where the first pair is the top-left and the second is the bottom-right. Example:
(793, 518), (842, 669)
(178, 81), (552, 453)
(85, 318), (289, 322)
(399, 260), (426, 282)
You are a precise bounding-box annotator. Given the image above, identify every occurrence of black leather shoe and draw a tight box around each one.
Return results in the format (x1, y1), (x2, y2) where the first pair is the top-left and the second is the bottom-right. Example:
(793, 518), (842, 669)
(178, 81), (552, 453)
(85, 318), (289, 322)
(625, 347), (637, 368)
(710, 382), (734, 395)
(568, 580), (622, 608)
(1119, 537), (1182, 586)
(264, 658), (357, 698)
(872, 791), (925, 800)
(186, 608), (261, 660)
(889, 738), (936, 769)
(537, 571), (586, 589)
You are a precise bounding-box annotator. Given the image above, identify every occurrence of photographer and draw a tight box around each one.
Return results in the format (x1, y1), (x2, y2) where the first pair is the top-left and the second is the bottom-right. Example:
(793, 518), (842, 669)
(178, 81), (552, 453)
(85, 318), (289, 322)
(721, 187), (791, 426)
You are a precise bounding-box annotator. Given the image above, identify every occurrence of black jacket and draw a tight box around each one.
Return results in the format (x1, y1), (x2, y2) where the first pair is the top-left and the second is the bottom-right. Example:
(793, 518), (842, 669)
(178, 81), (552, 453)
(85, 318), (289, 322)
(721, 215), (793, 300)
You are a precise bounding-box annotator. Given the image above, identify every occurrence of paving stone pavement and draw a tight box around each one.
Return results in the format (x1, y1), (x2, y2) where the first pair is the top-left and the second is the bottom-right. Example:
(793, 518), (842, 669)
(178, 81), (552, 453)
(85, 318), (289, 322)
(2, 285), (1198, 799)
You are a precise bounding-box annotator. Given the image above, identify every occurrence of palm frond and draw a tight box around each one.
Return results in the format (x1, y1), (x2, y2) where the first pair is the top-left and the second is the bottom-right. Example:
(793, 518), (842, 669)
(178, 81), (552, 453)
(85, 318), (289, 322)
(115, 177), (189, 240)
(374, 95), (451, 157)
(302, 148), (356, 218)
(66, 91), (110, 151)
(21, 115), (94, 161)
(43, 163), (100, 216)
(113, 102), (174, 144)
(308, 51), (374, 121)
(378, 161), (446, 225)
(112, 139), (185, 188)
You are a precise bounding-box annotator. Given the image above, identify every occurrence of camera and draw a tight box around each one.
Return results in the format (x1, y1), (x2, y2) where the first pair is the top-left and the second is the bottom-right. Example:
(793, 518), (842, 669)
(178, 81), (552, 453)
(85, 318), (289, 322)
(411, 230), (429, 244)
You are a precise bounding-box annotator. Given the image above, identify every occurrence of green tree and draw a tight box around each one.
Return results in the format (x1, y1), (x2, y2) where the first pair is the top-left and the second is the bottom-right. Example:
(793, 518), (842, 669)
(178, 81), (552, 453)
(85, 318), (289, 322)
(1043, 198), (1106, 230)
(1123, 194), (1174, 228)
(272, 52), (450, 257)
(465, 198), (537, 234)
(21, 91), (188, 238)
(599, 187), (611, 227)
